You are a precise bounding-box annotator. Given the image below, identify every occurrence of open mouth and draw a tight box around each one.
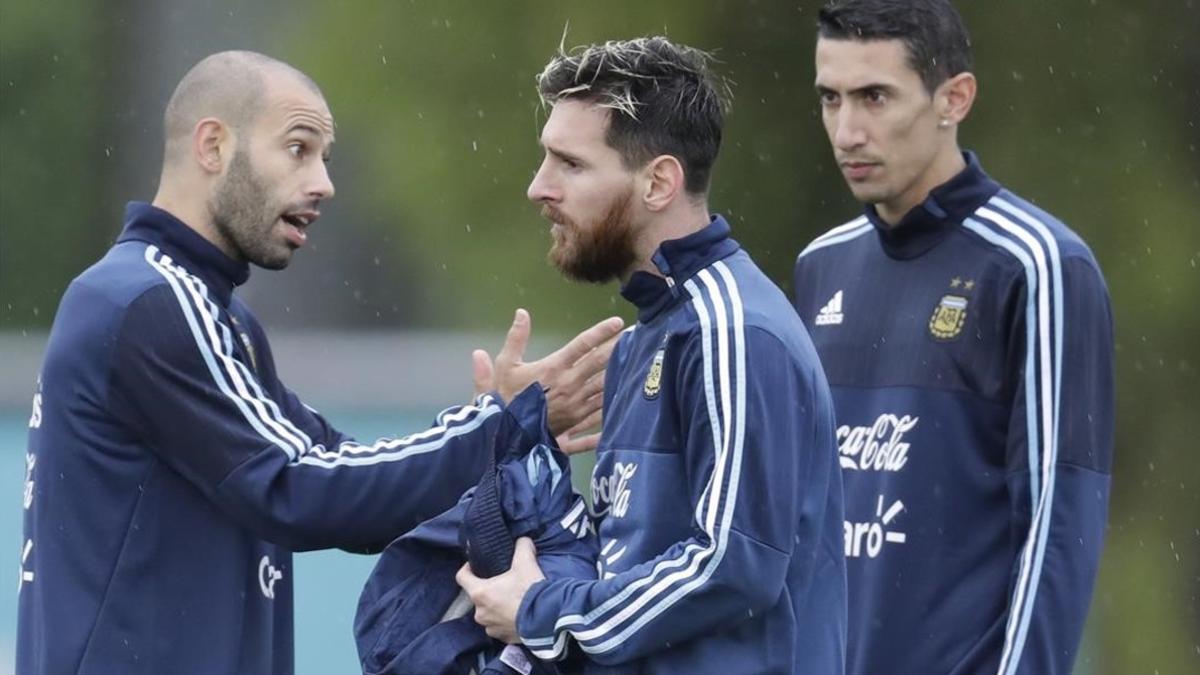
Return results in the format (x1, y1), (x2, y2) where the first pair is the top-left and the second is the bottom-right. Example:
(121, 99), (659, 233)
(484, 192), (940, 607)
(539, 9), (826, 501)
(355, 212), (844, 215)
(280, 212), (317, 247)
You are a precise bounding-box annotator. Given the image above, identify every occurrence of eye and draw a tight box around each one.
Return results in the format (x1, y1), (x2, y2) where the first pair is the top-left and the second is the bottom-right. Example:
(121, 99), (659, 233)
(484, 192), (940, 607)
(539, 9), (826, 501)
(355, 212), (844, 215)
(287, 142), (305, 158)
(864, 88), (887, 105)
(818, 91), (839, 107)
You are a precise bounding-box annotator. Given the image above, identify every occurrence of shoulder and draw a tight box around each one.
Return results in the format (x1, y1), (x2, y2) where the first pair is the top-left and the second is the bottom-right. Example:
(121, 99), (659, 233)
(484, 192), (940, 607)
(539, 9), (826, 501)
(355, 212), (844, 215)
(676, 253), (819, 368)
(796, 214), (873, 262)
(42, 243), (187, 379)
(962, 190), (1104, 273)
(49, 241), (177, 348)
(70, 240), (171, 308)
(79, 243), (233, 360)
(958, 192), (1111, 323)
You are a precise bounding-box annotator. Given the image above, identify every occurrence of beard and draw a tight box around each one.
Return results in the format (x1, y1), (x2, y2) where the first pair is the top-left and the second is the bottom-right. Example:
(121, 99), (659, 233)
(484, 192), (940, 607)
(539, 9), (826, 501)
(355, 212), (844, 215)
(210, 148), (293, 270)
(545, 187), (638, 284)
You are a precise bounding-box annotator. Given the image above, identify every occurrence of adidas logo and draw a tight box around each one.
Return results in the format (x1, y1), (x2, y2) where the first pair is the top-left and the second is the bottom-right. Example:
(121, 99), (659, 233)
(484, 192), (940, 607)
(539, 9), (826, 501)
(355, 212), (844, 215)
(815, 290), (844, 326)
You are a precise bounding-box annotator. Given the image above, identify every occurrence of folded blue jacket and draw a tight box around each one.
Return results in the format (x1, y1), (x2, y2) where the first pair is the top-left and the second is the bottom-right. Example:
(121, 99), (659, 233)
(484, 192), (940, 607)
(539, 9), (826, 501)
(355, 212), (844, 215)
(355, 386), (597, 674)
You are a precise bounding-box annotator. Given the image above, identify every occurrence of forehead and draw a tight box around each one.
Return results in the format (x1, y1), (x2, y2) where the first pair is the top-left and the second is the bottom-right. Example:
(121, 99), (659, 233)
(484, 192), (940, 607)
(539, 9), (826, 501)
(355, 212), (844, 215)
(814, 37), (921, 90)
(541, 100), (611, 150)
(257, 73), (335, 140)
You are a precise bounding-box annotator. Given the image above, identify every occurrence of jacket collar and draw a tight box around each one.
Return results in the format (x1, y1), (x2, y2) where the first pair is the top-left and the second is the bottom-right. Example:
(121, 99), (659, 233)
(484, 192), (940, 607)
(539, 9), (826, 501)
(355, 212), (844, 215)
(865, 151), (1002, 259)
(117, 202), (250, 306)
(620, 215), (740, 323)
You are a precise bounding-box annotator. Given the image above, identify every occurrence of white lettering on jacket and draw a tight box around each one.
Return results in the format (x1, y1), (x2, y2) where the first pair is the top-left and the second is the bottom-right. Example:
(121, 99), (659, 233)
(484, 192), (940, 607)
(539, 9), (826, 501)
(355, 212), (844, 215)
(591, 461), (638, 519)
(837, 414), (919, 472)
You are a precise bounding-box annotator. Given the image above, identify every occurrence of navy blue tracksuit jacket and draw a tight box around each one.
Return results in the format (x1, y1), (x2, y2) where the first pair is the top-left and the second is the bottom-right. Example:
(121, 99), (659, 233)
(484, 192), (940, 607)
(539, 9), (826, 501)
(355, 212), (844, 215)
(18, 203), (503, 674)
(792, 153), (1114, 675)
(355, 385), (596, 675)
(518, 217), (847, 674)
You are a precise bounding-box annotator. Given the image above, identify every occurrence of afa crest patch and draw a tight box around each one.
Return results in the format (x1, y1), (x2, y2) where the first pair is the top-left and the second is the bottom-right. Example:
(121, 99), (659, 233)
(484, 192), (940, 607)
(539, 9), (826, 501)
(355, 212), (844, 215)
(230, 315), (259, 372)
(928, 294), (968, 340)
(643, 348), (665, 399)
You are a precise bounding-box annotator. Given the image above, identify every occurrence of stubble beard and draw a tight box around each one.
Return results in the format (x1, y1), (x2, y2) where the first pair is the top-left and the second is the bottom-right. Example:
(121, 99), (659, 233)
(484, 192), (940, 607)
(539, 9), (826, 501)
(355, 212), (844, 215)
(211, 149), (293, 270)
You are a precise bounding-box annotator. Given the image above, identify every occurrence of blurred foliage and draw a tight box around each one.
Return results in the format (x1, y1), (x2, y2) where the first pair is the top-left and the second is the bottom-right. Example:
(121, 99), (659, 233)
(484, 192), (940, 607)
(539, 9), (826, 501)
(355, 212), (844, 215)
(1, 0), (1197, 671)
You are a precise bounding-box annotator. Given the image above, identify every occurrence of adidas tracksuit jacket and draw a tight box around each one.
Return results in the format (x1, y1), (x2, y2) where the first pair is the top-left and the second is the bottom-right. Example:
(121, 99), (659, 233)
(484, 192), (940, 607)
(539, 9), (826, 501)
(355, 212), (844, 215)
(355, 385), (596, 675)
(17, 202), (504, 674)
(792, 153), (1114, 675)
(517, 217), (847, 674)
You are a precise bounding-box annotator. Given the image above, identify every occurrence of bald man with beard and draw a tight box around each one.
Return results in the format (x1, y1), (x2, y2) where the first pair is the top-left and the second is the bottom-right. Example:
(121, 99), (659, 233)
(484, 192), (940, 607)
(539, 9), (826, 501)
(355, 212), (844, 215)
(16, 51), (620, 674)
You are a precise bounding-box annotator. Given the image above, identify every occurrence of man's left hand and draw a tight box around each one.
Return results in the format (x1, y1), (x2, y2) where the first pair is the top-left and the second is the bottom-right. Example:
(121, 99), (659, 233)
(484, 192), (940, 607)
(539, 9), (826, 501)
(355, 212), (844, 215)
(456, 537), (546, 644)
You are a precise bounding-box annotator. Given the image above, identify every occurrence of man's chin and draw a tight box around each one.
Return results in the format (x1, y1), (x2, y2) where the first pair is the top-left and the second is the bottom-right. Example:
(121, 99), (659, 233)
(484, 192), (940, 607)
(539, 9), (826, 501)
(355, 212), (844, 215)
(250, 246), (294, 271)
(549, 249), (617, 284)
(847, 184), (892, 206)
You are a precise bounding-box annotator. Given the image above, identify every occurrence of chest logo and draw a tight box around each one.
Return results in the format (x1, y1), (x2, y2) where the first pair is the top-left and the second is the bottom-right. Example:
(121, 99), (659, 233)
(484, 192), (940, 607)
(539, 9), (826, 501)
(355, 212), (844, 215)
(592, 461), (638, 519)
(815, 290), (844, 326)
(230, 315), (259, 373)
(643, 348), (665, 400)
(929, 294), (968, 340)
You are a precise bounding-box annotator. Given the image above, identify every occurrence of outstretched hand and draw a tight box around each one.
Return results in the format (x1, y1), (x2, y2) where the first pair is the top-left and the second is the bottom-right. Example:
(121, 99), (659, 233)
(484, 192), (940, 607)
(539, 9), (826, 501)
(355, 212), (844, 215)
(473, 309), (622, 442)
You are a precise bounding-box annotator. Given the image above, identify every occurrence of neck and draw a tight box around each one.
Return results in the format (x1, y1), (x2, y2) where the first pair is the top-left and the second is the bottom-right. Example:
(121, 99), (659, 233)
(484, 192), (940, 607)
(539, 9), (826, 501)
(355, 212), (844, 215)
(876, 145), (966, 226)
(621, 200), (711, 283)
(152, 178), (234, 259)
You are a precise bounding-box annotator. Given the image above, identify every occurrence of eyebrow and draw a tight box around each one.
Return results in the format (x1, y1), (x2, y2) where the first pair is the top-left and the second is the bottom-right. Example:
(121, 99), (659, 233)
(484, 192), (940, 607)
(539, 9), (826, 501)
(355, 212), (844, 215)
(815, 82), (898, 96)
(543, 144), (584, 165)
(287, 123), (329, 140)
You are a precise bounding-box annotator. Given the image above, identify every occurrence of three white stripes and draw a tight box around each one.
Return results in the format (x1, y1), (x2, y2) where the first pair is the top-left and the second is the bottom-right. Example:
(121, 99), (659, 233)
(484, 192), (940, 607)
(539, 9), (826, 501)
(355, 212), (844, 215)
(143, 245), (499, 470)
(797, 197), (1064, 673)
(974, 198), (1064, 675)
(525, 261), (746, 659)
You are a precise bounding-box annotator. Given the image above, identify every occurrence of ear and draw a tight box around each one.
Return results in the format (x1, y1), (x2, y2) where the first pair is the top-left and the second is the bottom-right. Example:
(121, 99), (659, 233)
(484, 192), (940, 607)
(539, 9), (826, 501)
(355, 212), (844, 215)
(936, 72), (977, 127)
(192, 117), (234, 175)
(641, 155), (685, 213)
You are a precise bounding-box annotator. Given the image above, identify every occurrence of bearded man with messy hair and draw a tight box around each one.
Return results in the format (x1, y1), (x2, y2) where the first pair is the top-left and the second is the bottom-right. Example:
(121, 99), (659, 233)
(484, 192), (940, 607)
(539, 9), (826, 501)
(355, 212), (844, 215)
(458, 36), (848, 674)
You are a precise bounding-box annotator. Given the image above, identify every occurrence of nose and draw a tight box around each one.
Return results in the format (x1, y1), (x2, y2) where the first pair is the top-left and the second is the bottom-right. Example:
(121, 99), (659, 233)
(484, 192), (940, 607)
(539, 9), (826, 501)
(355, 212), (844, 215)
(831, 106), (867, 152)
(526, 158), (557, 204)
(307, 161), (335, 201)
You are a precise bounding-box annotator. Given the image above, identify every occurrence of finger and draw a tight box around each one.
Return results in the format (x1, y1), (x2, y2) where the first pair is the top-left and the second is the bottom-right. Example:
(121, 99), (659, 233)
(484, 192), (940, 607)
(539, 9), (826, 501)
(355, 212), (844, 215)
(455, 563), (479, 592)
(551, 316), (624, 367)
(558, 431), (602, 455)
(564, 407), (603, 438)
(514, 537), (538, 562)
(557, 332), (619, 390)
(472, 349), (495, 396)
(475, 609), (492, 629)
(579, 332), (621, 372)
(545, 385), (604, 438)
(578, 370), (606, 401)
(496, 309), (531, 367)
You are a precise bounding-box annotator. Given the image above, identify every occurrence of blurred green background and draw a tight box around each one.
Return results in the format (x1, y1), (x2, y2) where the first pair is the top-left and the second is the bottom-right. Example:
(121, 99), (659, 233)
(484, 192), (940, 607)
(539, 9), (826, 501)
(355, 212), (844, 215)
(1, 1), (1197, 673)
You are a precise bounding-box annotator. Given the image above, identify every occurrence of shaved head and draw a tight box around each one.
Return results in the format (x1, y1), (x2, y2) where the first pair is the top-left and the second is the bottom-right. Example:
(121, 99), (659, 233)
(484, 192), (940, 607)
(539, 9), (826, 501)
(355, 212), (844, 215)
(162, 50), (322, 165)
(153, 50), (335, 270)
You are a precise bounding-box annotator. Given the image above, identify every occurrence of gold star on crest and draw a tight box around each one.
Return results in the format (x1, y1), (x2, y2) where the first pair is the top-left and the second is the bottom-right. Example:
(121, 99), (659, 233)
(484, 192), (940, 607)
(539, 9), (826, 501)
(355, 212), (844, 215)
(964, 279), (976, 291)
(950, 277), (962, 288)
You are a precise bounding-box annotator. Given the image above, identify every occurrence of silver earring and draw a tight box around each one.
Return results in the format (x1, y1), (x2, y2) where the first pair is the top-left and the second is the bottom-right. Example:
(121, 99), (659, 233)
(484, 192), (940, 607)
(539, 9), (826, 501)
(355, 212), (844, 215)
(938, 119), (951, 128)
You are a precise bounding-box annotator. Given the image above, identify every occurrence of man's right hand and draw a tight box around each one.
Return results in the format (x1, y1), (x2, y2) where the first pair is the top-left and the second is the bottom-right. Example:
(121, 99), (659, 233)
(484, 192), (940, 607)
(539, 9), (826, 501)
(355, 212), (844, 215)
(472, 309), (623, 448)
